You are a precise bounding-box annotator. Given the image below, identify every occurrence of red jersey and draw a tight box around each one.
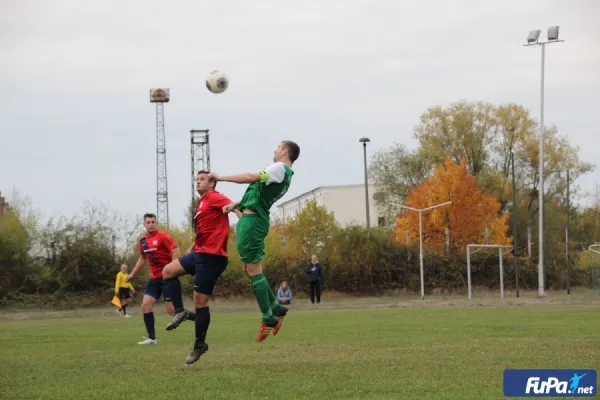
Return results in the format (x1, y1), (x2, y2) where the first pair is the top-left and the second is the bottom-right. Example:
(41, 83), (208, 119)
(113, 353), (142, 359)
(193, 190), (232, 256)
(138, 230), (177, 279)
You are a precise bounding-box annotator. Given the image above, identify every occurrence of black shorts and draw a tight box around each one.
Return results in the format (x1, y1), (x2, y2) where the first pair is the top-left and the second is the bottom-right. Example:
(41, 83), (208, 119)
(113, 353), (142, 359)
(118, 288), (131, 299)
(143, 278), (172, 302)
(179, 252), (228, 296)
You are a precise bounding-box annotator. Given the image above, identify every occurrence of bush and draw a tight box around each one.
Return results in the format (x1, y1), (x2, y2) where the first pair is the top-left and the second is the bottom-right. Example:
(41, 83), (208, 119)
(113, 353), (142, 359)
(0, 201), (592, 306)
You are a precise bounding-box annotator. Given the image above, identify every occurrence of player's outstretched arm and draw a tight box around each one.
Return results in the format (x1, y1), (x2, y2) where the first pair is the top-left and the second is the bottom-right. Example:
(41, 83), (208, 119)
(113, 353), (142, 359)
(222, 201), (243, 219)
(221, 200), (242, 218)
(210, 172), (261, 184)
(211, 163), (285, 186)
(126, 255), (146, 282)
(222, 201), (239, 213)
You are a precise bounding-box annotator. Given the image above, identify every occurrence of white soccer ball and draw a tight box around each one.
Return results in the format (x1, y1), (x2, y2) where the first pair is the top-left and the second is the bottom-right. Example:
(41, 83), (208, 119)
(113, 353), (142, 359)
(205, 70), (229, 94)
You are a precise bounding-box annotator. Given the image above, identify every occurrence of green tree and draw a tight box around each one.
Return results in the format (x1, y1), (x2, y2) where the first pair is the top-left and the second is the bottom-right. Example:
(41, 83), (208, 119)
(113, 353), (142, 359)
(517, 126), (593, 218)
(54, 223), (115, 292)
(0, 210), (30, 296)
(368, 143), (432, 224)
(490, 104), (536, 178)
(414, 100), (496, 176)
(32, 216), (115, 293)
(285, 200), (338, 259)
(477, 103), (537, 207)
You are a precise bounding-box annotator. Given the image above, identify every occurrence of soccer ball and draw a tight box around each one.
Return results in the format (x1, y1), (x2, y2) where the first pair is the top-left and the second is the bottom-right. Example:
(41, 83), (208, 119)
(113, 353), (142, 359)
(205, 70), (229, 94)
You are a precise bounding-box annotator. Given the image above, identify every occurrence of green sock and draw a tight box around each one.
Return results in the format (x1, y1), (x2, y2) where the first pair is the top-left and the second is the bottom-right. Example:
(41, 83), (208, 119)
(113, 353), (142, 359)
(250, 274), (273, 322)
(267, 285), (280, 313)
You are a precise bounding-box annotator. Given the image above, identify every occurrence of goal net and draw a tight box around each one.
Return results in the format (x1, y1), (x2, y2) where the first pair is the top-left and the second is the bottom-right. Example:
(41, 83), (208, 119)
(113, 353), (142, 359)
(466, 244), (509, 300)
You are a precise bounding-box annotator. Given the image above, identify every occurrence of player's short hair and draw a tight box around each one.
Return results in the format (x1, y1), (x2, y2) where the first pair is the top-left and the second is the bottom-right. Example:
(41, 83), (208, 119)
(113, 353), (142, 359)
(197, 170), (217, 188)
(143, 213), (156, 220)
(282, 140), (300, 162)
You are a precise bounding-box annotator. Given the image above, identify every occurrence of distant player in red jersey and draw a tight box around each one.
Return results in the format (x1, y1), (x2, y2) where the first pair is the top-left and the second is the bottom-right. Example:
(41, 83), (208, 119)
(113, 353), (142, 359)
(125, 213), (195, 345)
(162, 170), (237, 364)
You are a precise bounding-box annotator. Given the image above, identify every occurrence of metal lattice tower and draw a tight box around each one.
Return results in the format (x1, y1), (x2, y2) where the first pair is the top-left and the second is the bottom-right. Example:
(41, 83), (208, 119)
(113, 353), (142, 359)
(149, 89), (170, 227)
(190, 129), (210, 228)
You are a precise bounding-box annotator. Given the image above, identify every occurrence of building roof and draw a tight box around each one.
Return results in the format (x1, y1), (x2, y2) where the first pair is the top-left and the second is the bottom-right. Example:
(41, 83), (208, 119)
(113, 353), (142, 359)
(277, 184), (376, 207)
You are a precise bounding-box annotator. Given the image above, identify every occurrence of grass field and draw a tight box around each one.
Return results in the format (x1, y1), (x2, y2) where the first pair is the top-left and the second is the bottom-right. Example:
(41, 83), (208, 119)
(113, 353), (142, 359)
(1, 292), (599, 399)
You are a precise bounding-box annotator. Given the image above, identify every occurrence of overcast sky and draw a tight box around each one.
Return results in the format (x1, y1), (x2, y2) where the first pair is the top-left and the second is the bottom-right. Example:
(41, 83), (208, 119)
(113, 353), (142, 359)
(1, 0), (599, 226)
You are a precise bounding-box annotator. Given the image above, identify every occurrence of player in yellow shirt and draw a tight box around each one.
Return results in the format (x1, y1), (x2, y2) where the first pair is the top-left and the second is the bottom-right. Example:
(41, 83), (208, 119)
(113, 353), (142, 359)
(115, 264), (135, 317)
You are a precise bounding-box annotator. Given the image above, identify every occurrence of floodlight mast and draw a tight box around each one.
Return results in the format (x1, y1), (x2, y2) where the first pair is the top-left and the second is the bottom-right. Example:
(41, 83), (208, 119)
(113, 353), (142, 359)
(523, 26), (564, 296)
(388, 200), (452, 299)
(149, 88), (171, 227)
(190, 129), (210, 233)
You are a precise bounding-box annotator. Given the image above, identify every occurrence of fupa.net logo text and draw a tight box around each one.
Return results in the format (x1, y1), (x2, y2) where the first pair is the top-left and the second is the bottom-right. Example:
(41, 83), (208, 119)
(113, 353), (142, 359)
(503, 369), (597, 398)
(526, 374), (594, 396)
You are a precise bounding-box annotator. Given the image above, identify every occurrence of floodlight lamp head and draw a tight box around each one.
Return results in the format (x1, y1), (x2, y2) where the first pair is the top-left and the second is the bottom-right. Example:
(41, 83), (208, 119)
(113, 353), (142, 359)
(527, 30), (541, 44)
(359, 137), (371, 144)
(547, 26), (560, 41)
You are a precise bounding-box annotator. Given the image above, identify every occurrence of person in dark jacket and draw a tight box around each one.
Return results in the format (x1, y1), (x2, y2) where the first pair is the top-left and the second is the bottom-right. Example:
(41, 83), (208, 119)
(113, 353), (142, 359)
(305, 254), (323, 304)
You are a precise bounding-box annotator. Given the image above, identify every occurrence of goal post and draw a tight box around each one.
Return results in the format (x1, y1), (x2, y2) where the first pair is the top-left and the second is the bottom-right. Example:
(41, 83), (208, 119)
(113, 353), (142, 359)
(589, 244), (600, 293)
(466, 244), (510, 300)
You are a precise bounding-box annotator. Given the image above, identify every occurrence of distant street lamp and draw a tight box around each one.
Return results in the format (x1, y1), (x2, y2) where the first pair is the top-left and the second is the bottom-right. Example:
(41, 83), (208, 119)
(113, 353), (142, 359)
(359, 137), (371, 229)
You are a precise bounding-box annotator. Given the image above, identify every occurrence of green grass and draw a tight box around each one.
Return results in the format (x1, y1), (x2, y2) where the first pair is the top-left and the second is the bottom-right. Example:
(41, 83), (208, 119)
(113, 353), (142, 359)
(0, 297), (599, 399)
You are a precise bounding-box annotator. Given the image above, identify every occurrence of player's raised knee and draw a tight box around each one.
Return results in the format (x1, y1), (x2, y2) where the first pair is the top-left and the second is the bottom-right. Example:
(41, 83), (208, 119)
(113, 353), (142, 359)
(162, 260), (183, 279)
(245, 263), (263, 276)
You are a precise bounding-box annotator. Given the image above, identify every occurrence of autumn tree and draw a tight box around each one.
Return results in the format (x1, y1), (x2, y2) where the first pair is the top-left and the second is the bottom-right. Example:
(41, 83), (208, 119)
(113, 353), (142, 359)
(411, 101), (593, 213)
(394, 157), (511, 256)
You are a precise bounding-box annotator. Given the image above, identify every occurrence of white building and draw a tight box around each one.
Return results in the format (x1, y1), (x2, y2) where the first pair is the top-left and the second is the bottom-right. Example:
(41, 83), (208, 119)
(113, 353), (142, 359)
(276, 184), (385, 227)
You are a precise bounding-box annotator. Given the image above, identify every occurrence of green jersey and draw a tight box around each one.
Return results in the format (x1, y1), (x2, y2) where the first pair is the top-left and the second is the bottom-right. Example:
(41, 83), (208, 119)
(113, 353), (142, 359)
(237, 162), (294, 218)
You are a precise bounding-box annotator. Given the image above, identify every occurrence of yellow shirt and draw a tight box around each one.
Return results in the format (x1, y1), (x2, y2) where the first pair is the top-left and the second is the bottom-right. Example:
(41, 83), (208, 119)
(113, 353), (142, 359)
(115, 271), (134, 294)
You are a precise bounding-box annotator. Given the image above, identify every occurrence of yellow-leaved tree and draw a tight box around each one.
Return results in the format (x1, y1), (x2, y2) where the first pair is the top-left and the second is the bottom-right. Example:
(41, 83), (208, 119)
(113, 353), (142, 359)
(394, 157), (511, 256)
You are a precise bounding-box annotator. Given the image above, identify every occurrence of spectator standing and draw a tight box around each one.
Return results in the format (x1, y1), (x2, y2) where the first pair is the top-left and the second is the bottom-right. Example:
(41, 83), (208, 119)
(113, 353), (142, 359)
(305, 254), (322, 304)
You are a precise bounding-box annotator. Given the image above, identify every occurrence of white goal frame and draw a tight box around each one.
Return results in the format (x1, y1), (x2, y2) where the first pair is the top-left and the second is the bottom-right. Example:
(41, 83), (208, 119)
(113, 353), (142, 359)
(466, 244), (509, 300)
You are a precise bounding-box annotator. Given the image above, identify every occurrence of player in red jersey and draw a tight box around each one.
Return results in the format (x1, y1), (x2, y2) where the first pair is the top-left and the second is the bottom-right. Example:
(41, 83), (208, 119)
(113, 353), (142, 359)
(162, 170), (237, 364)
(125, 213), (195, 345)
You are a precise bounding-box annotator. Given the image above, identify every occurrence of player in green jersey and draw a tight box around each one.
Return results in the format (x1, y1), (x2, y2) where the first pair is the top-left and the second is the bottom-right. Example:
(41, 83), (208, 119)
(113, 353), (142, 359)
(210, 140), (300, 342)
